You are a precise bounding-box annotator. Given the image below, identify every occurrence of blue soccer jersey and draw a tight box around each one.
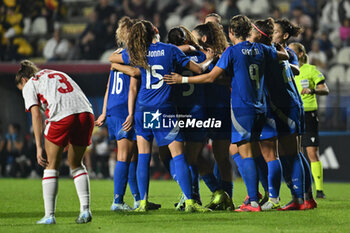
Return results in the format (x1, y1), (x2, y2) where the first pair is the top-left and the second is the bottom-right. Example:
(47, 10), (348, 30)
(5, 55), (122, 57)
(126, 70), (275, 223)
(106, 69), (130, 118)
(122, 42), (190, 146)
(216, 41), (278, 143)
(122, 42), (190, 109)
(286, 46), (299, 66)
(106, 69), (136, 140)
(217, 41), (277, 113)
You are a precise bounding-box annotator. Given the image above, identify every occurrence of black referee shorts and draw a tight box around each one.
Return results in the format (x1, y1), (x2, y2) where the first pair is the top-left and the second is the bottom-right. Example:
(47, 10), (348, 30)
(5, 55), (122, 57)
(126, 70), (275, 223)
(301, 110), (319, 147)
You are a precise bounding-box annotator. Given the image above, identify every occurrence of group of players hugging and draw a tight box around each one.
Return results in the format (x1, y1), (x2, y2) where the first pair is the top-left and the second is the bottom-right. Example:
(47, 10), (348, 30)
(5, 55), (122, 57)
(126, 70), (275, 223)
(16, 12), (328, 224)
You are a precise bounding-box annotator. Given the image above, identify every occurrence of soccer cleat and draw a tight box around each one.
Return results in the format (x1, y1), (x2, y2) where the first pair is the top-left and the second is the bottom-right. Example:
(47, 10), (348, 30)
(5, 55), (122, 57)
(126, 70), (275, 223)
(36, 215), (56, 224)
(205, 190), (229, 210)
(277, 200), (302, 211)
(111, 202), (133, 211)
(185, 199), (212, 213)
(259, 193), (269, 206)
(261, 199), (281, 211)
(235, 203), (261, 212)
(316, 190), (326, 199)
(148, 201), (161, 210)
(301, 198), (318, 210)
(75, 210), (92, 224)
(175, 193), (186, 211)
(134, 200), (148, 212)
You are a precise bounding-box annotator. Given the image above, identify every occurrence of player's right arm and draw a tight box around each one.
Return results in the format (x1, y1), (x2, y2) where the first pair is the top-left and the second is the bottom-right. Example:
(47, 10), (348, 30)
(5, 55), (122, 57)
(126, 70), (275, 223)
(30, 105), (47, 167)
(123, 76), (140, 132)
(164, 66), (224, 84)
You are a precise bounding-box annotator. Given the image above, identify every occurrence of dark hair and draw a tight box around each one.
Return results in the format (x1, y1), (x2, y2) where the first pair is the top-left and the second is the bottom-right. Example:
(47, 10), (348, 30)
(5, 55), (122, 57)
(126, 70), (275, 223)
(15, 60), (40, 85)
(275, 18), (303, 40)
(205, 13), (222, 24)
(194, 22), (228, 54)
(126, 20), (156, 69)
(167, 27), (186, 46)
(253, 18), (274, 45)
(179, 25), (201, 50)
(229, 15), (252, 40)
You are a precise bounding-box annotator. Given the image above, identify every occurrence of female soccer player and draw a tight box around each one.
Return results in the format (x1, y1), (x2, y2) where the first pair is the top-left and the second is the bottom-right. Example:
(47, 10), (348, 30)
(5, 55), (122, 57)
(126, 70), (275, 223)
(96, 16), (160, 211)
(111, 20), (213, 212)
(16, 60), (94, 224)
(250, 18), (309, 210)
(289, 42), (329, 199)
(191, 22), (234, 209)
(273, 19), (318, 209)
(165, 15), (289, 212)
(167, 26), (233, 210)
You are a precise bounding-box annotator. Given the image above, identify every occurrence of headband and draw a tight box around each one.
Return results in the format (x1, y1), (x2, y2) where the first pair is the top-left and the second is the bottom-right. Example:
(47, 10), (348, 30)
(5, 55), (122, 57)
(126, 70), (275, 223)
(252, 23), (270, 38)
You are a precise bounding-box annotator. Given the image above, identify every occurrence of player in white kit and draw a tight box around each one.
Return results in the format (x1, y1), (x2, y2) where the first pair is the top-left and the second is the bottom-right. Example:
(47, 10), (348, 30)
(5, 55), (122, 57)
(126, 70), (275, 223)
(15, 60), (94, 224)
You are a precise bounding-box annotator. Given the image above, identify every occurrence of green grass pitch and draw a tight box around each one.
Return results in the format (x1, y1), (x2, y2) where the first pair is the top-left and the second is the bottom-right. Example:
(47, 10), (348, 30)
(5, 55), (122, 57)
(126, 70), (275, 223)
(0, 179), (349, 233)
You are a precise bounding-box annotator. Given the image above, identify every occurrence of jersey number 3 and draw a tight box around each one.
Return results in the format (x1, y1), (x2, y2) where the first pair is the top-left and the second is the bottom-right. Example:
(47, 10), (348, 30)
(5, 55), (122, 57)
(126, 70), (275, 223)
(48, 73), (74, 94)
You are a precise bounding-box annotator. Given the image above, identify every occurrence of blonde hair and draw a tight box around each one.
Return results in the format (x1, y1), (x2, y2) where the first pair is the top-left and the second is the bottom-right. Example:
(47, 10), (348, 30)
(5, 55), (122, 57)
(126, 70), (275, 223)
(15, 60), (40, 84)
(126, 20), (156, 69)
(289, 42), (308, 64)
(116, 16), (138, 47)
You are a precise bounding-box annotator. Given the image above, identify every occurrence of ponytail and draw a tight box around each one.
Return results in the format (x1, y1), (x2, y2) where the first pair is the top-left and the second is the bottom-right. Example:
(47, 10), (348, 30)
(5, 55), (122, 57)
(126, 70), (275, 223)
(253, 17), (274, 45)
(126, 20), (155, 69)
(15, 60), (40, 84)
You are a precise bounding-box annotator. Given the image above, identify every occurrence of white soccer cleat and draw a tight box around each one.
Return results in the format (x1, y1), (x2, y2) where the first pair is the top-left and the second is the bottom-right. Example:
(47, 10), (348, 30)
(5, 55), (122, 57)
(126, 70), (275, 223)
(111, 202), (133, 211)
(75, 210), (92, 224)
(36, 215), (56, 224)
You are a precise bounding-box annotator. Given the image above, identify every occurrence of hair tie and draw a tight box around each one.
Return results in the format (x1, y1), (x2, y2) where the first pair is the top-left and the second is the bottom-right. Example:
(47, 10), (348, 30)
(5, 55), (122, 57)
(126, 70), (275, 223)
(252, 23), (270, 38)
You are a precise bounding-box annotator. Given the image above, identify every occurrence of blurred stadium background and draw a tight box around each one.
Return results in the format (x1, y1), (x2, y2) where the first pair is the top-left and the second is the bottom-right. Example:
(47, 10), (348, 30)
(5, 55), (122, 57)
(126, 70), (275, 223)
(0, 0), (349, 182)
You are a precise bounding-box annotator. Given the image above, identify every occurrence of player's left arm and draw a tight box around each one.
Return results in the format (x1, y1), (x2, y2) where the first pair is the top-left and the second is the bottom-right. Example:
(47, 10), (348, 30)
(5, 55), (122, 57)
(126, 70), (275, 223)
(185, 48), (215, 74)
(109, 50), (125, 64)
(30, 105), (47, 167)
(111, 63), (141, 77)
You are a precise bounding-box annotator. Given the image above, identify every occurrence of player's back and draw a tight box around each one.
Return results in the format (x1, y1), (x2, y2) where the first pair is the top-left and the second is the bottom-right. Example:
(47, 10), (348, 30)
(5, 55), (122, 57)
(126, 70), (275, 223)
(24, 69), (92, 122)
(221, 41), (276, 113)
(135, 42), (190, 108)
(265, 48), (300, 109)
(107, 69), (130, 118)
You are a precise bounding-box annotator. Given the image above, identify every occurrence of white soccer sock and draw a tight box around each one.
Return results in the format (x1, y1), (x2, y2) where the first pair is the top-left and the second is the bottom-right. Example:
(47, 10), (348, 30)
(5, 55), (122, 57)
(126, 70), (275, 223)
(72, 166), (90, 212)
(42, 169), (59, 217)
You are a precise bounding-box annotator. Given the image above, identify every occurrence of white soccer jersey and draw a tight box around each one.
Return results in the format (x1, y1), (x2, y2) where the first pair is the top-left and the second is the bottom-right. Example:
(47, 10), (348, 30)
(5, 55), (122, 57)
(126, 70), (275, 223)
(22, 69), (93, 122)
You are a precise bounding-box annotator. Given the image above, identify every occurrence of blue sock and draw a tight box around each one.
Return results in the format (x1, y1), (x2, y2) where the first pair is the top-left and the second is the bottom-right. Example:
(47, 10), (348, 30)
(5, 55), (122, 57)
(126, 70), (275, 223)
(242, 157), (259, 202)
(232, 153), (245, 182)
(282, 154), (304, 198)
(267, 160), (282, 198)
(163, 156), (177, 182)
(173, 154), (192, 199)
(201, 173), (220, 193)
(114, 161), (129, 204)
(136, 153), (151, 200)
(213, 162), (221, 182)
(279, 156), (296, 197)
(300, 152), (312, 194)
(189, 165), (200, 196)
(254, 156), (269, 193)
(128, 161), (140, 202)
(221, 180), (233, 198)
